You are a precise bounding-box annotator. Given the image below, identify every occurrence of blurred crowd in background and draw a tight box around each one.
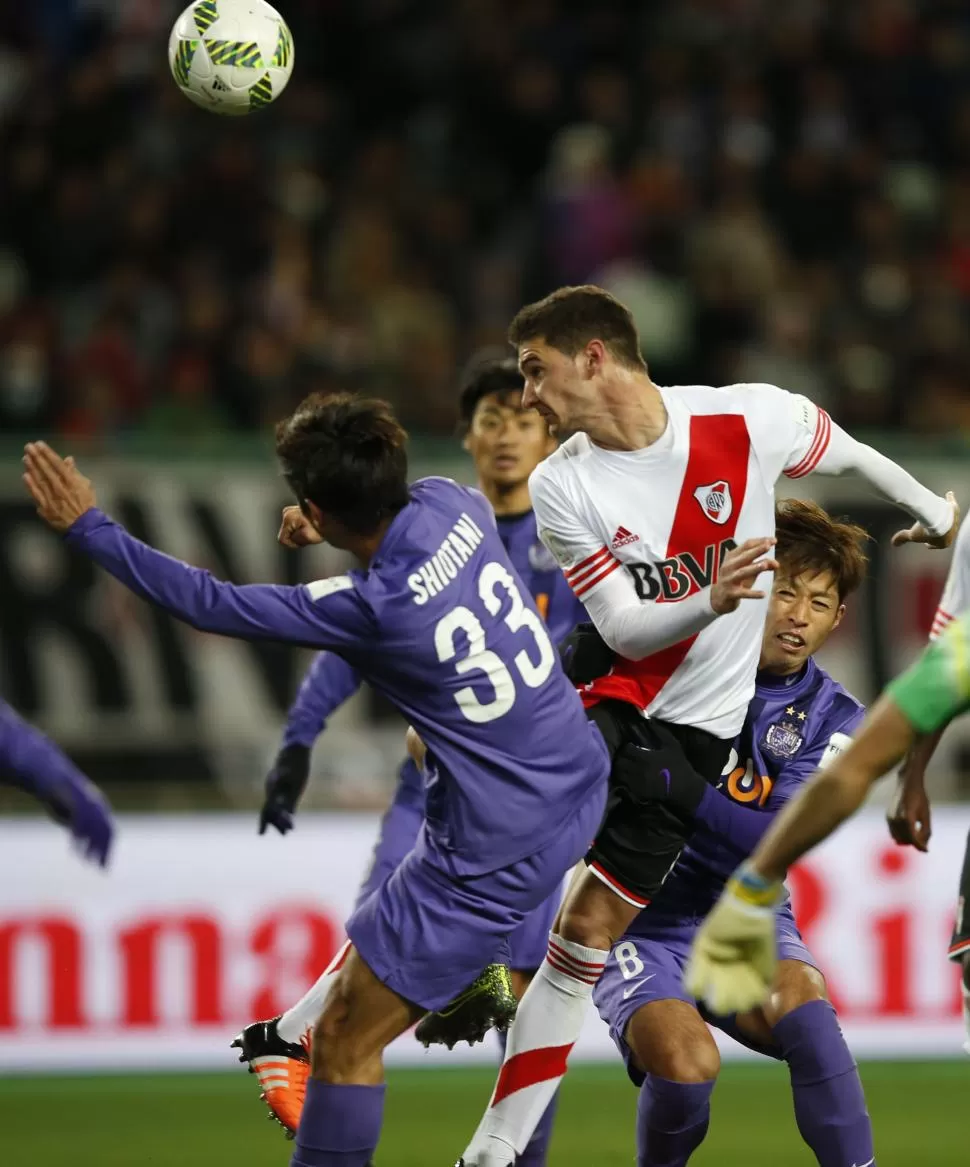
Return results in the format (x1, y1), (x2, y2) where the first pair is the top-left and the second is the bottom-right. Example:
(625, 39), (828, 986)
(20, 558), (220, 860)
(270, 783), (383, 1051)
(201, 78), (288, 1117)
(2, 0), (970, 444)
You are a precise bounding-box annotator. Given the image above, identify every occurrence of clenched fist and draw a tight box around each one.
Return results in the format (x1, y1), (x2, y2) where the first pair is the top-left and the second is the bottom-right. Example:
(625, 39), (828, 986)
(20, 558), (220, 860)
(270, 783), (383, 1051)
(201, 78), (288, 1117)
(278, 504), (323, 548)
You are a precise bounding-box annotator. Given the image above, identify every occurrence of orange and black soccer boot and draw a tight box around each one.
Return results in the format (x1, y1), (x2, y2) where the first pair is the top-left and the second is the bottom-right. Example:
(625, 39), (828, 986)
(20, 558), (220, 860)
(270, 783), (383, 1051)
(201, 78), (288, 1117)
(231, 1015), (309, 1138)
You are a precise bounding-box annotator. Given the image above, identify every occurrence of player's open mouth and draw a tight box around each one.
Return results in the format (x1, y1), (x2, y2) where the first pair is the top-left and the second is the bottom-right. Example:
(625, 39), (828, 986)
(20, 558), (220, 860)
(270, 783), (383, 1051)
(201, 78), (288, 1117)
(777, 633), (805, 651)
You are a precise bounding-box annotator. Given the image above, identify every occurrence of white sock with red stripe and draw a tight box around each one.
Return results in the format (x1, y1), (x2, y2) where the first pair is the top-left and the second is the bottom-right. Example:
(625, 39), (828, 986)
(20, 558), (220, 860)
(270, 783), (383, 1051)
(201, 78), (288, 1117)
(461, 933), (608, 1166)
(276, 939), (351, 1045)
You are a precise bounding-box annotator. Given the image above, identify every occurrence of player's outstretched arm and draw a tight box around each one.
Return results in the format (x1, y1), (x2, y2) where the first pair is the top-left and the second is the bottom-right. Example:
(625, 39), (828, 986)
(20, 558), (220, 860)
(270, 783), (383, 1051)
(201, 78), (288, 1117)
(688, 619), (970, 1014)
(803, 417), (958, 547)
(746, 695), (914, 883)
(23, 442), (371, 649)
(685, 697), (914, 1014)
(260, 653), (363, 836)
(0, 700), (115, 867)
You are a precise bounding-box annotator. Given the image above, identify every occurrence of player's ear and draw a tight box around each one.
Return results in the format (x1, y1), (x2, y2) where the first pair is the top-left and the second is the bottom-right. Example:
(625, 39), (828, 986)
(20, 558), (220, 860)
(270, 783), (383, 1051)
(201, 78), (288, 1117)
(584, 338), (607, 378)
(833, 602), (846, 630)
(461, 431), (473, 453)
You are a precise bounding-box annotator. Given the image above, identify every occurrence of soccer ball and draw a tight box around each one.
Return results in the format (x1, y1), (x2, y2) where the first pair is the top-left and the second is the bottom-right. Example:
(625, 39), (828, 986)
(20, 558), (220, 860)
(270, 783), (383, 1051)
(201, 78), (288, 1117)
(168, 0), (294, 116)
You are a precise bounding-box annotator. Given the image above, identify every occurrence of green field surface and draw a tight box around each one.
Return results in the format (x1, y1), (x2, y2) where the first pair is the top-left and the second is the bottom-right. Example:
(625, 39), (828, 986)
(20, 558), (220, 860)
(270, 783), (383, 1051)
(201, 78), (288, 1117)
(1, 1061), (966, 1165)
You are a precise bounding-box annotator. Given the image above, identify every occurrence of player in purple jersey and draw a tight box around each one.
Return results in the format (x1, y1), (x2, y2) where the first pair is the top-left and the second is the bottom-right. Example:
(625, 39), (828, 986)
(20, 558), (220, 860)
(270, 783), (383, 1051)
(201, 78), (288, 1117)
(22, 396), (608, 1167)
(246, 355), (586, 1154)
(590, 500), (874, 1167)
(0, 698), (114, 867)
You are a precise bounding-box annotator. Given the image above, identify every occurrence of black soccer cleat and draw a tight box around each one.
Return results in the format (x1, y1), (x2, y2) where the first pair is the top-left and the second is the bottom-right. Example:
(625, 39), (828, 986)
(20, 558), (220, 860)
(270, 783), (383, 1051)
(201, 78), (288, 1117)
(415, 963), (517, 1049)
(231, 1015), (309, 1138)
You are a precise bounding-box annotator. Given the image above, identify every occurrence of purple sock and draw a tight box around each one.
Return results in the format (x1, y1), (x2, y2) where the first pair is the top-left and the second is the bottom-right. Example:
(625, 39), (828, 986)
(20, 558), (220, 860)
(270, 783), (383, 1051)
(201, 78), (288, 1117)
(290, 1079), (384, 1167)
(636, 1075), (713, 1167)
(772, 1000), (875, 1167)
(496, 1029), (559, 1165)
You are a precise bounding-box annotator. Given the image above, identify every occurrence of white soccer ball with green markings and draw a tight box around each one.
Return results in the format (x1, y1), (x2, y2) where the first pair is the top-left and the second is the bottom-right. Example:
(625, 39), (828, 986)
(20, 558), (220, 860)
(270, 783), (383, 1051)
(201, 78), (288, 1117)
(168, 0), (294, 115)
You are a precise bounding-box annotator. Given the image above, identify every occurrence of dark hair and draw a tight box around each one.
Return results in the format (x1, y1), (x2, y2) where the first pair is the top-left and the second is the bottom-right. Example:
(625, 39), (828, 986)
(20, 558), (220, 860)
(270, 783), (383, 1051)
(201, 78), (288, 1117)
(457, 348), (524, 426)
(507, 285), (645, 370)
(275, 393), (410, 535)
(774, 498), (869, 602)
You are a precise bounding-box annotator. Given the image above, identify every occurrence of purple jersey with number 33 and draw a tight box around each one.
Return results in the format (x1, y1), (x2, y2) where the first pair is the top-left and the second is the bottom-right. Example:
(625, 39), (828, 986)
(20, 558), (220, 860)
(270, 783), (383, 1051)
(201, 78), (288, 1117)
(65, 476), (608, 876)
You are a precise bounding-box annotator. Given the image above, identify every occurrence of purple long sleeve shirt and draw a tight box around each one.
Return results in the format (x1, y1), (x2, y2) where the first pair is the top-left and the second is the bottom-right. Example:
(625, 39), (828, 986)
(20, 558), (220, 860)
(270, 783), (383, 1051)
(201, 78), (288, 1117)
(1, 699), (91, 800)
(64, 478), (608, 875)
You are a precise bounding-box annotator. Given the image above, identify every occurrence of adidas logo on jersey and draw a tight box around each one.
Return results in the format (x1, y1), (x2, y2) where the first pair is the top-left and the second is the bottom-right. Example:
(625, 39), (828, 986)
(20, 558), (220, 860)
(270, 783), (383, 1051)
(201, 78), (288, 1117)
(611, 526), (640, 549)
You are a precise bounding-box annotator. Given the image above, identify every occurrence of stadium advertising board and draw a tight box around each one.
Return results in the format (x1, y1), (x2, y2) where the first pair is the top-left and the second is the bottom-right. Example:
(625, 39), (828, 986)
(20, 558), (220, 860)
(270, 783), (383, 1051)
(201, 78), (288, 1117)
(0, 810), (965, 1072)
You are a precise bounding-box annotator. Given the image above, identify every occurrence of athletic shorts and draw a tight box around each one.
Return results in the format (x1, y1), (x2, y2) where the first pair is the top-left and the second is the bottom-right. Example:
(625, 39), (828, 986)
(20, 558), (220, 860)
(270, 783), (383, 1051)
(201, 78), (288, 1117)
(949, 827), (970, 962)
(354, 759), (563, 973)
(584, 700), (732, 908)
(888, 618), (970, 736)
(346, 782), (603, 1012)
(592, 901), (819, 1085)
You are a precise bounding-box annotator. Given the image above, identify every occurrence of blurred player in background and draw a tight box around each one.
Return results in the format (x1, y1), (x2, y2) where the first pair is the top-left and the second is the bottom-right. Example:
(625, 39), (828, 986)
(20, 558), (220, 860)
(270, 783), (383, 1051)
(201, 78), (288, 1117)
(0, 698), (114, 867)
(242, 354), (586, 1158)
(887, 514), (970, 1049)
(593, 500), (873, 1167)
(21, 395), (609, 1167)
(685, 550), (970, 1025)
(460, 285), (956, 1167)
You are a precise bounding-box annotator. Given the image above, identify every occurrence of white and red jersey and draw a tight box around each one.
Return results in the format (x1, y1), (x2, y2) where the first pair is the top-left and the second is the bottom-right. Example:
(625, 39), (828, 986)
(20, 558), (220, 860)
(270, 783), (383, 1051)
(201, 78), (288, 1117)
(931, 518), (970, 641)
(531, 382), (953, 740)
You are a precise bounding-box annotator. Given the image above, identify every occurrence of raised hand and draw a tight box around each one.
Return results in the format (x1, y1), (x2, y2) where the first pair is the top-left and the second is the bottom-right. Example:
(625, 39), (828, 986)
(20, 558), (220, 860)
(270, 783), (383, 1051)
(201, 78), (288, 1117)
(710, 538), (778, 615)
(23, 442), (97, 533)
(892, 491), (960, 550)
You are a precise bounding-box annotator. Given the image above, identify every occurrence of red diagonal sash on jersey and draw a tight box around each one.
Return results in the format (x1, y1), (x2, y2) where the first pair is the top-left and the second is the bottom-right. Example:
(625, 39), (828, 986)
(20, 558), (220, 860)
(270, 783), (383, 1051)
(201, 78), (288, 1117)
(583, 414), (751, 712)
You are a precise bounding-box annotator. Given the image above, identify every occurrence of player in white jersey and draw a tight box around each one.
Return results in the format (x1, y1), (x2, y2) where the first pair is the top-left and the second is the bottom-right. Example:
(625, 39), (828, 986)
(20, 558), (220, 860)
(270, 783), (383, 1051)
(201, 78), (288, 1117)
(887, 514), (970, 1049)
(457, 284), (957, 1167)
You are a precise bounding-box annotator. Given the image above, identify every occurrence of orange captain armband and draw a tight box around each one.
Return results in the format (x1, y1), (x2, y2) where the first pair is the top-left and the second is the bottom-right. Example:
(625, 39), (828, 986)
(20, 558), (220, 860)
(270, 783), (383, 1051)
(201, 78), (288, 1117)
(535, 592), (550, 622)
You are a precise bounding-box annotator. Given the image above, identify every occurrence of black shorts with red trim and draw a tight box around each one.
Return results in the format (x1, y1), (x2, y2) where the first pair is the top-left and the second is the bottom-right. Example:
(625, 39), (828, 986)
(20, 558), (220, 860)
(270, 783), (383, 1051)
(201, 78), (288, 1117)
(584, 700), (732, 908)
(948, 828), (970, 962)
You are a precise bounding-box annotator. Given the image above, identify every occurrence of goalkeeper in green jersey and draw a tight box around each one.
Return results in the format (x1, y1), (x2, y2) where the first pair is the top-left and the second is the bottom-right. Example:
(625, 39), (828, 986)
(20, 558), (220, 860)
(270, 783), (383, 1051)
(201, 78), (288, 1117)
(686, 607), (970, 1017)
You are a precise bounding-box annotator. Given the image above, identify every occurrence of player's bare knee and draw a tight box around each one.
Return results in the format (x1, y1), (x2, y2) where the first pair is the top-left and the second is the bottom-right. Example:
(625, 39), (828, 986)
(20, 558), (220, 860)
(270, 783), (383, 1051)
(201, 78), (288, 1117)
(632, 1033), (720, 1084)
(764, 960), (827, 1027)
(626, 1001), (719, 1084)
(664, 1041), (720, 1084)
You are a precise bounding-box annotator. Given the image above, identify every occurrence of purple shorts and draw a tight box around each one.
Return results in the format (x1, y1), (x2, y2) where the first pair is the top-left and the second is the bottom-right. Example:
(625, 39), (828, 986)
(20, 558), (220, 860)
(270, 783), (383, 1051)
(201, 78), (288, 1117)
(354, 760), (562, 974)
(592, 900), (819, 1085)
(346, 784), (602, 1012)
